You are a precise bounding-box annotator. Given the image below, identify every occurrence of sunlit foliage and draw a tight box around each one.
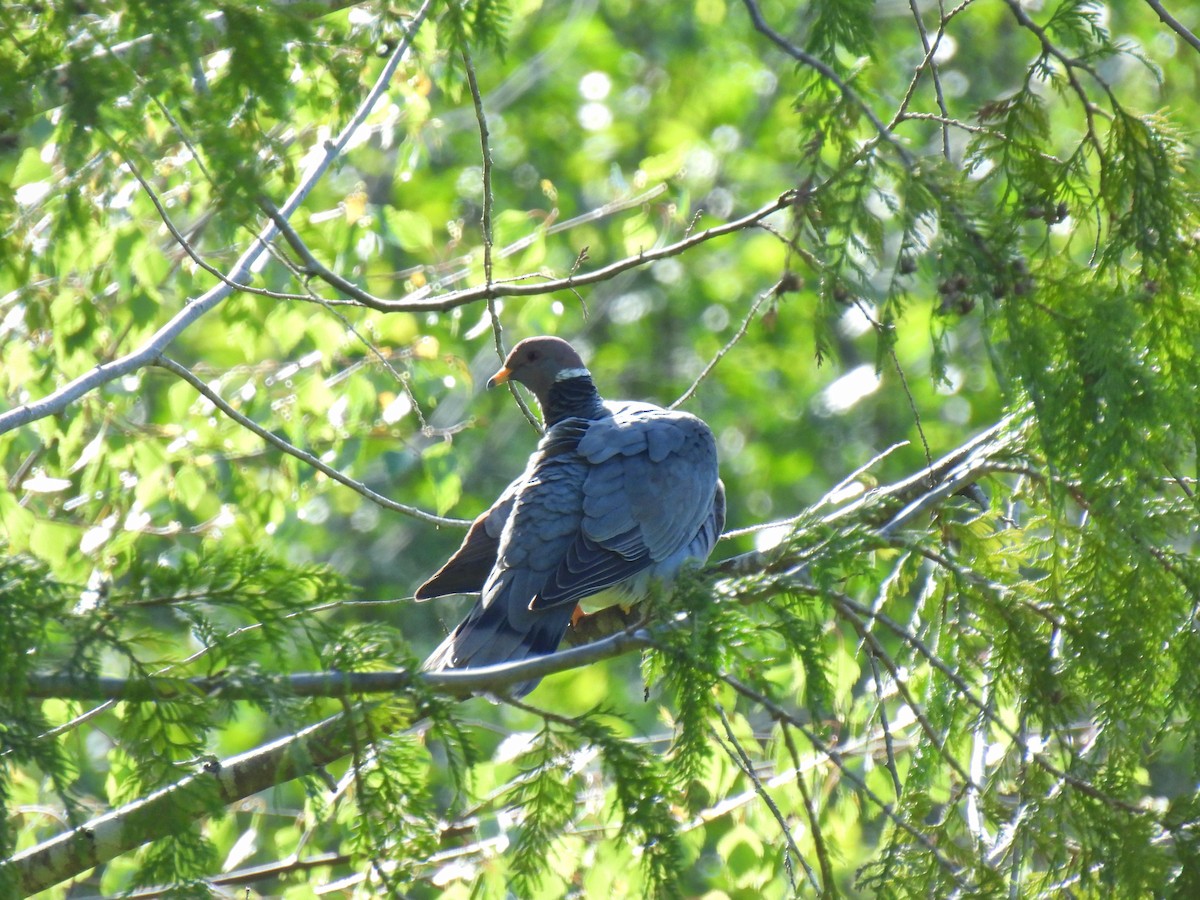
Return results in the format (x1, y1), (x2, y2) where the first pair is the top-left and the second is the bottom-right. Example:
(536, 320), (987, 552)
(3, 0), (1200, 896)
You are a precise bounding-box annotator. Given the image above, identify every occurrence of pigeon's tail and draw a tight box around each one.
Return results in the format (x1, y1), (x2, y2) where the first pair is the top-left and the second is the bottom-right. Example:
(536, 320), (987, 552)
(421, 598), (576, 697)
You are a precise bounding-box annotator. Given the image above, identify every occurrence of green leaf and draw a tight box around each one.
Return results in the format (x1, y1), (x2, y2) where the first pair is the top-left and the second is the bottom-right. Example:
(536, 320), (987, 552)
(383, 208), (434, 251)
(0, 493), (36, 552)
(173, 465), (208, 510)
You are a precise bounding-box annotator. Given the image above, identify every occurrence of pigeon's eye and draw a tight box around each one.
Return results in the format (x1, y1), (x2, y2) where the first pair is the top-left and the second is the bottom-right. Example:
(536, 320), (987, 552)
(527, 350), (540, 361)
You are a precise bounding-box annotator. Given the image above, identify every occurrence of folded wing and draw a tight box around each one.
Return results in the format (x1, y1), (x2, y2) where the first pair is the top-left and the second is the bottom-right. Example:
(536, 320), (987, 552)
(422, 403), (723, 695)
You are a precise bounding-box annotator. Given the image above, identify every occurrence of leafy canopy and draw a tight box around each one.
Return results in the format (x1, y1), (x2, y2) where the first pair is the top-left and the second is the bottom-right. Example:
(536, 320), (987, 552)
(3, 0), (1200, 896)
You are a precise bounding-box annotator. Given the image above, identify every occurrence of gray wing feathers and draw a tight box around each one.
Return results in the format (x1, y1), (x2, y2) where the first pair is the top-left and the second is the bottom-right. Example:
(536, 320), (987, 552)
(422, 402), (723, 690)
(424, 450), (586, 673)
(532, 408), (720, 610)
(579, 462), (630, 541)
(581, 410), (717, 557)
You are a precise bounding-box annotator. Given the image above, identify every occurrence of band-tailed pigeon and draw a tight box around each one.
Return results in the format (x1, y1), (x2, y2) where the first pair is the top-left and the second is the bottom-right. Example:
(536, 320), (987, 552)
(417, 336), (724, 695)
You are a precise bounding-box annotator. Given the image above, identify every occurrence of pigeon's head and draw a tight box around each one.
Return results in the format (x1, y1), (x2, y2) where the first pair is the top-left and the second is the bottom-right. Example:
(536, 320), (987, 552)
(487, 336), (589, 396)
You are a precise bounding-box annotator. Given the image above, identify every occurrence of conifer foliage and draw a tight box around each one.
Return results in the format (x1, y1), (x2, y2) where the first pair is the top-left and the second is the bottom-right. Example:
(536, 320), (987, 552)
(3, 0), (1200, 896)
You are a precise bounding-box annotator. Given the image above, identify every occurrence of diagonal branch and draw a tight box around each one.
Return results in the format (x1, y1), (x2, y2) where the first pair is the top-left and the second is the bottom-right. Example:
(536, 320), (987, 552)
(738, 0), (910, 161)
(6, 709), (373, 896)
(154, 355), (468, 527)
(0, 0), (434, 438)
(1144, 0), (1200, 56)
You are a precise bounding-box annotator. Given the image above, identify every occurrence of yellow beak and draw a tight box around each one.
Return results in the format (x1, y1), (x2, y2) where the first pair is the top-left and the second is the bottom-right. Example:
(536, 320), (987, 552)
(486, 366), (512, 389)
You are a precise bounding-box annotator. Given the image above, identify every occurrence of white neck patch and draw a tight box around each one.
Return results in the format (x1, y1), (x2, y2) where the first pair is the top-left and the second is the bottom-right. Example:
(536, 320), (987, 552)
(555, 367), (591, 381)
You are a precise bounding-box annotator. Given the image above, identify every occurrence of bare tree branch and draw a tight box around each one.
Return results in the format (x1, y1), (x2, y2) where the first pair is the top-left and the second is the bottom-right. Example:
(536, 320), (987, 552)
(350, 190), (799, 312)
(272, 183), (670, 309)
(0, 0), (434, 438)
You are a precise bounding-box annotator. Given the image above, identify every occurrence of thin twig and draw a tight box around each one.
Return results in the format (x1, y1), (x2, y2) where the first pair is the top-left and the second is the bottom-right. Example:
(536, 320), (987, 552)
(895, 110), (1001, 136)
(154, 355), (467, 527)
(780, 724), (836, 898)
(721, 440), (910, 542)
(716, 413), (1023, 575)
(714, 705), (809, 894)
(902, 0), (952, 157)
(461, 46), (542, 433)
(106, 853), (352, 896)
(672, 279), (776, 409)
(464, 50), (495, 290)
